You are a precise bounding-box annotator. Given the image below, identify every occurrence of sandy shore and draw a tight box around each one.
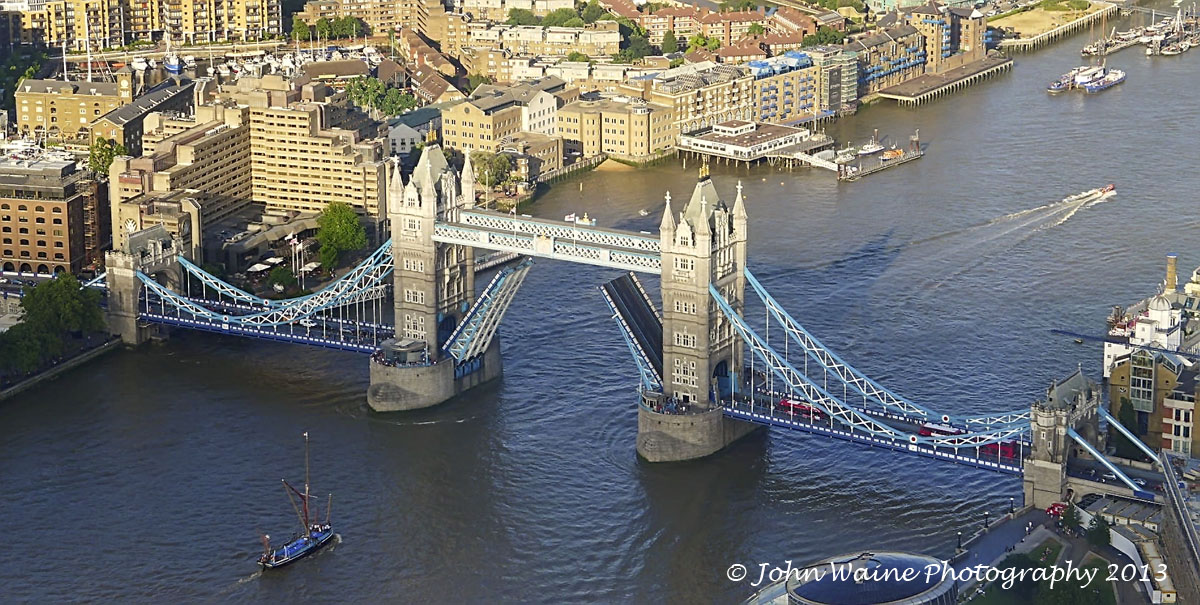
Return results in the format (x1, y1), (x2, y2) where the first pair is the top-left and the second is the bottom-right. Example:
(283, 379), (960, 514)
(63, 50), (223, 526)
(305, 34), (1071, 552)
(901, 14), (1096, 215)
(593, 159), (637, 172)
(992, 3), (1104, 37)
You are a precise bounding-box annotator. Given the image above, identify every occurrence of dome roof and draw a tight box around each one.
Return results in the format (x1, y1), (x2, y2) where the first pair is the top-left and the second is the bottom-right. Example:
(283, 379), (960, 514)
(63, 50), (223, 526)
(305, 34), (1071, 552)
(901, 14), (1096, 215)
(788, 551), (952, 605)
(1149, 295), (1172, 312)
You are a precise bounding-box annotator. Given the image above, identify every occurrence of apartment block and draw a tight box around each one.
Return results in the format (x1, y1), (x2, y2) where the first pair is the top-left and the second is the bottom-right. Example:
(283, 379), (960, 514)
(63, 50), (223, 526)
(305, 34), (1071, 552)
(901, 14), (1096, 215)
(455, 0), (573, 22)
(615, 61), (754, 133)
(108, 102), (253, 253)
(14, 70), (134, 140)
(902, 3), (985, 73)
(556, 96), (674, 159)
(844, 25), (925, 96)
(90, 80), (196, 157)
(747, 51), (822, 124)
(0, 151), (104, 274)
(699, 10), (765, 47)
(15, 0), (281, 48)
(442, 76), (575, 152)
(499, 131), (561, 181)
(638, 6), (701, 46)
(459, 21), (621, 58)
(296, 0), (440, 36)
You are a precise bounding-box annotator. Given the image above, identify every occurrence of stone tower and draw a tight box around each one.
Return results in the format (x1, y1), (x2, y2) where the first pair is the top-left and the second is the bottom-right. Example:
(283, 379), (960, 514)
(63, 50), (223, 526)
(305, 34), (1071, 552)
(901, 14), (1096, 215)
(387, 146), (475, 362)
(1023, 370), (1101, 508)
(637, 170), (758, 461)
(370, 148), (492, 412)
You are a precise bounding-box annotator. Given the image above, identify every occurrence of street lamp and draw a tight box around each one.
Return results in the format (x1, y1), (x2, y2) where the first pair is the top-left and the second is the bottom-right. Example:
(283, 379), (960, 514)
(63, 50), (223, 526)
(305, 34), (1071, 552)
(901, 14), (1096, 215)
(1009, 497), (1015, 515)
(984, 510), (991, 530)
(484, 169), (490, 210)
(957, 531), (962, 550)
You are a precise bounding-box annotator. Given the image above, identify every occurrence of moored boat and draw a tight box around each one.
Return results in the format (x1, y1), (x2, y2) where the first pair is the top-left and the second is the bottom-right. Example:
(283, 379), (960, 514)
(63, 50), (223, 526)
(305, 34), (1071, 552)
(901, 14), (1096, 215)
(1084, 68), (1125, 93)
(881, 148), (904, 161)
(258, 432), (334, 569)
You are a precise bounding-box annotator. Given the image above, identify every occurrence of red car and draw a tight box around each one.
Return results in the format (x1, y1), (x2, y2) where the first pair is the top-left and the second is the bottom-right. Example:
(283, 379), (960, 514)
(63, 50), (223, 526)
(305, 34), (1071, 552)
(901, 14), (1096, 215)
(776, 398), (825, 420)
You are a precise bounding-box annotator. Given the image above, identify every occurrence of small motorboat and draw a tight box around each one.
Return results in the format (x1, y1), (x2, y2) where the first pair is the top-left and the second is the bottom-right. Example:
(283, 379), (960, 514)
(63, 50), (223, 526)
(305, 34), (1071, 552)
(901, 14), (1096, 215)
(858, 129), (884, 156)
(1073, 338), (1085, 344)
(131, 57), (148, 71)
(638, 209), (650, 216)
(258, 432), (335, 569)
(881, 148), (904, 161)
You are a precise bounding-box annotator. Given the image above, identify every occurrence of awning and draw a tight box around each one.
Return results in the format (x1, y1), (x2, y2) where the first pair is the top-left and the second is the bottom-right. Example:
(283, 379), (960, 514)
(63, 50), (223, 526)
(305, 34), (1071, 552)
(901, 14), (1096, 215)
(265, 257), (285, 265)
(247, 263), (271, 272)
(298, 262), (321, 274)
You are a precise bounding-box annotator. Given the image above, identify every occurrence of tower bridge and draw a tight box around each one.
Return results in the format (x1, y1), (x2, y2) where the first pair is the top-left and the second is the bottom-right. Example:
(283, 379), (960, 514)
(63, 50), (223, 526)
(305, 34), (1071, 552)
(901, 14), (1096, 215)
(96, 144), (1158, 506)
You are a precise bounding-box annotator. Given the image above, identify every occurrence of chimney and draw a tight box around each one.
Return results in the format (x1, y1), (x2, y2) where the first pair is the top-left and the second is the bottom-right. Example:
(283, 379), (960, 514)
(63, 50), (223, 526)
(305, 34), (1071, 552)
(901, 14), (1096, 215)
(1166, 253), (1178, 294)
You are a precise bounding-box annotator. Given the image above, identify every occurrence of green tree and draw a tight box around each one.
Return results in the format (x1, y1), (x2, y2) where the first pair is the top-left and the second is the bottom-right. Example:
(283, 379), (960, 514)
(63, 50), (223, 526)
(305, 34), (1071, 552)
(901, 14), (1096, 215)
(1061, 503), (1081, 530)
(837, 0), (865, 10)
(1086, 515), (1111, 547)
(315, 17), (333, 40)
(292, 17), (310, 41)
(381, 88), (417, 115)
(87, 138), (126, 176)
(719, 0), (758, 10)
(803, 26), (846, 46)
(506, 8), (541, 25)
(542, 7), (581, 27)
(661, 29), (679, 53)
(563, 16), (586, 27)
(0, 274), (105, 377)
(994, 553), (1039, 602)
(466, 73), (494, 93)
(315, 202), (367, 270)
(748, 23), (765, 35)
(566, 51), (591, 62)
(582, 0), (607, 23)
(470, 151), (511, 189)
(267, 266), (298, 290)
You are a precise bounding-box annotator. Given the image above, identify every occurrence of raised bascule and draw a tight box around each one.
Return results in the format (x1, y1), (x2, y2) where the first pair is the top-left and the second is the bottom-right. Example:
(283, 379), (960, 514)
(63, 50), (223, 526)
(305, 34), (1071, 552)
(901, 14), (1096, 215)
(96, 144), (1161, 506)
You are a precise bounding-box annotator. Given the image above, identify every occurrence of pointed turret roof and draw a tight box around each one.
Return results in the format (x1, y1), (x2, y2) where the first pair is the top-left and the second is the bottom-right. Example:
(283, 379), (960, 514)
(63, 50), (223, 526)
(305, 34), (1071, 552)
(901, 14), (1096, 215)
(410, 143), (450, 191)
(660, 190), (676, 233)
(461, 151), (476, 185)
(733, 180), (747, 220)
(682, 176), (719, 236)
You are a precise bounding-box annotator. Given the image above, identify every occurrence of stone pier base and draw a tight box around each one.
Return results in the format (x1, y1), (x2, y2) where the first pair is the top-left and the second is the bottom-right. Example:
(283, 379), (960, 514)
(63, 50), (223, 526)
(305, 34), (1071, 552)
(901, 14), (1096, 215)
(367, 338), (503, 412)
(1022, 459), (1067, 509)
(637, 405), (760, 462)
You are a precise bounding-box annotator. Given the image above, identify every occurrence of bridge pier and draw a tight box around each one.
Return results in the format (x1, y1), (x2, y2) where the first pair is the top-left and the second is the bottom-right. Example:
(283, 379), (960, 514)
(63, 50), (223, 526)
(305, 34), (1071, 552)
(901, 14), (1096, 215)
(637, 395), (759, 462)
(368, 337), (503, 411)
(103, 226), (182, 346)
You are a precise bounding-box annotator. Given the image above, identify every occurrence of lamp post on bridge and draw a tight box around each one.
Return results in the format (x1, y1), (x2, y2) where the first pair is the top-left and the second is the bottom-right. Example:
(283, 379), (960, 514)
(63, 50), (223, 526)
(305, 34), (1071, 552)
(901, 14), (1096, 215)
(984, 510), (990, 530)
(1009, 497), (1014, 515)
(957, 530), (962, 551)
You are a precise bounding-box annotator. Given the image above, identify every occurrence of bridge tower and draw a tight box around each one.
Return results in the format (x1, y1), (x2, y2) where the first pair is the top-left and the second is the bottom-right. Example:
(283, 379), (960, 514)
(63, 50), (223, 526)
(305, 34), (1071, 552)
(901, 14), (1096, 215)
(368, 147), (500, 411)
(1023, 370), (1102, 508)
(637, 169), (759, 462)
(103, 225), (182, 346)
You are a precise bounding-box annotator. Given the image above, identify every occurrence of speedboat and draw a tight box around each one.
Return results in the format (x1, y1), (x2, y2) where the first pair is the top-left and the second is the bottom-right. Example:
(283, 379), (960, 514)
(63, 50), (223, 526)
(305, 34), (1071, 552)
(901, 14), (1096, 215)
(258, 432), (335, 569)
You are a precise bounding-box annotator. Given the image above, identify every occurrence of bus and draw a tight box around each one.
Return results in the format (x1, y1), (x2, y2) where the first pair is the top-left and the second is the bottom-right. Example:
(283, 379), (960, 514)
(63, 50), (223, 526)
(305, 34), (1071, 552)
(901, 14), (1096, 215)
(776, 398), (825, 420)
(919, 423), (1016, 458)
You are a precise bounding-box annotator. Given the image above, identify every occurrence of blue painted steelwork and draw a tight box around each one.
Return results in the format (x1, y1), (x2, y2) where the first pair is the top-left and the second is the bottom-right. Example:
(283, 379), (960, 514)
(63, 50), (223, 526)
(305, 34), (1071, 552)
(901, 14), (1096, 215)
(176, 241), (393, 309)
(724, 402), (1023, 474)
(711, 284), (1030, 453)
(1097, 407), (1162, 466)
(455, 356), (484, 378)
(433, 223), (662, 274)
(1067, 427), (1156, 500)
(140, 310), (386, 353)
(136, 241), (394, 327)
(443, 258), (533, 361)
(81, 272), (107, 289)
(744, 269), (1030, 429)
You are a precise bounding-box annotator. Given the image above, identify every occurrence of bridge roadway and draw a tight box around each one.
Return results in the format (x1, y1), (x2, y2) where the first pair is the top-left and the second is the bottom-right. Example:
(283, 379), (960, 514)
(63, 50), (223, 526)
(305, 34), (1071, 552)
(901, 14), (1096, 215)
(721, 392), (1026, 474)
(138, 295), (392, 354)
(434, 210), (662, 274)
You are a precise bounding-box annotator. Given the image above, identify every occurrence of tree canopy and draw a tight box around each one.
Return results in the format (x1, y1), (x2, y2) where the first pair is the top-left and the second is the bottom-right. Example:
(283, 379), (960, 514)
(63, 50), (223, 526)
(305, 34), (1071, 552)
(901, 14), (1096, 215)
(687, 33), (722, 52)
(87, 137), (126, 176)
(315, 202), (368, 270)
(470, 152), (512, 190)
(291, 16), (310, 41)
(802, 26), (846, 46)
(582, 0), (608, 23)
(345, 76), (416, 116)
(315, 18), (333, 39)
(506, 8), (541, 25)
(466, 73), (494, 94)
(748, 23), (765, 35)
(661, 30), (679, 53)
(719, 0), (759, 11)
(1086, 515), (1111, 547)
(0, 274), (106, 377)
(541, 7), (581, 27)
(566, 51), (591, 62)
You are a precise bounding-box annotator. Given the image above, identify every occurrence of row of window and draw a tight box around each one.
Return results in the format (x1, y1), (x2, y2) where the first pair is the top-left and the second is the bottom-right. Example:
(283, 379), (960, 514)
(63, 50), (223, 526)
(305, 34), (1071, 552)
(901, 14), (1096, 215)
(0, 204), (64, 213)
(2, 250), (65, 260)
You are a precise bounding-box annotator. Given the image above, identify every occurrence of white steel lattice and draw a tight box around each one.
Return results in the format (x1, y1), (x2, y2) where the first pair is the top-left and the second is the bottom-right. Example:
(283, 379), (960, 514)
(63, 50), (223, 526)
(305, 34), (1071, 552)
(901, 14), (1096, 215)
(460, 210), (660, 253)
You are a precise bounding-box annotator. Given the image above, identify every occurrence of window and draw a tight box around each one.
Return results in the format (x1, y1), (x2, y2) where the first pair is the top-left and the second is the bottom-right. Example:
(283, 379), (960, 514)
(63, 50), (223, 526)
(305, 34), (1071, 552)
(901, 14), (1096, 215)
(674, 299), (697, 315)
(403, 289), (426, 304)
(674, 330), (697, 348)
(673, 257), (695, 272)
(672, 358), (697, 387)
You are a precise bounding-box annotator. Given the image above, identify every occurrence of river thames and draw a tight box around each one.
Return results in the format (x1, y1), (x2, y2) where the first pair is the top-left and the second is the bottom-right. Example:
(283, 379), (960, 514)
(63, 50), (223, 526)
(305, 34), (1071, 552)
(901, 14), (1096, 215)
(4, 10), (1200, 603)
